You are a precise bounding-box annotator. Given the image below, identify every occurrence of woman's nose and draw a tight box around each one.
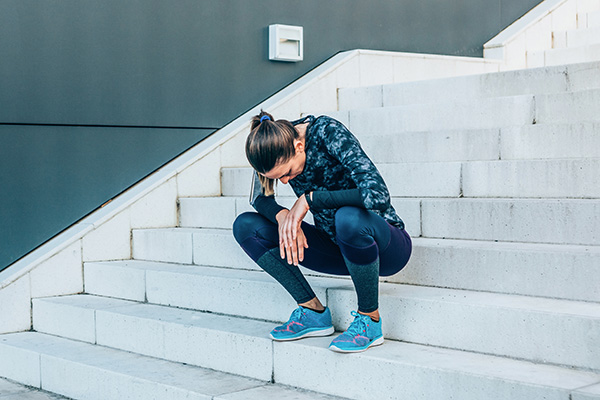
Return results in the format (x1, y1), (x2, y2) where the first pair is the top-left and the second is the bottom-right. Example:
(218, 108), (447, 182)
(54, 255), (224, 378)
(279, 177), (289, 184)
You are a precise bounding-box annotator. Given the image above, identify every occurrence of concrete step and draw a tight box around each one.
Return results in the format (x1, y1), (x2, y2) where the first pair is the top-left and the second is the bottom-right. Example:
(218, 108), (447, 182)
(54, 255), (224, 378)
(500, 122), (600, 160)
(0, 377), (69, 400)
(337, 61), (600, 110)
(179, 197), (421, 237)
(272, 335), (600, 400)
(398, 238), (600, 303)
(81, 261), (600, 370)
(130, 226), (600, 303)
(338, 88), (600, 136)
(179, 195), (315, 228)
(359, 129), (501, 163)
(554, 26), (600, 49)
(221, 167), (295, 197)
(586, 10), (600, 27)
(31, 295), (275, 381)
(536, 88), (600, 123)
(530, 44), (600, 68)
(84, 260), (348, 323)
(1, 330), (597, 400)
(574, 384), (600, 400)
(0, 331), (345, 400)
(342, 95), (535, 134)
(577, 0), (600, 15)
(222, 157), (600, 200)
(422, 198), (600, 246)
(328, 283), (600, 371)
(221, 164), (462, 198)
(462, 158), (600, 198)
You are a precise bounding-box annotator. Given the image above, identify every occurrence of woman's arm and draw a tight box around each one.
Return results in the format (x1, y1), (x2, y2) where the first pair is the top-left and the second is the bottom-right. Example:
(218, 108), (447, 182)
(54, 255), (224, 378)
(308, 188), (364, 210)
(252, 194), (287, 224)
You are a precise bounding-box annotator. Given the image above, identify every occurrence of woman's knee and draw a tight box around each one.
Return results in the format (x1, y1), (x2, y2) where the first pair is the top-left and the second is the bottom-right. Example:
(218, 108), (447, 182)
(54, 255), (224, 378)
(233, 212), (263, 244)
(334, 206), (365, 240)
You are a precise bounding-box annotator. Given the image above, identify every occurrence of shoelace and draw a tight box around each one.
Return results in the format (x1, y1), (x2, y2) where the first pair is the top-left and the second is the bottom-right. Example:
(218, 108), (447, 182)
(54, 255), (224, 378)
(346, 311), (369, 336)
(289, 307), (306, 323)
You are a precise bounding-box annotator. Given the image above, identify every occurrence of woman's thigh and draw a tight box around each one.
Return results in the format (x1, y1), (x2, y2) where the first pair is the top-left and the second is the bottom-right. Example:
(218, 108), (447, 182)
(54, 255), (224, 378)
(233, 211), (349, 275)
(232, 210), (412, 277)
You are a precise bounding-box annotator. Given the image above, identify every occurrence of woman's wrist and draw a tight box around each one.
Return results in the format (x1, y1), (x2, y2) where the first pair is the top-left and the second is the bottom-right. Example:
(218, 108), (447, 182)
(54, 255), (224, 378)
(275, 209), (289, 224)
(305, 192), (313, 209)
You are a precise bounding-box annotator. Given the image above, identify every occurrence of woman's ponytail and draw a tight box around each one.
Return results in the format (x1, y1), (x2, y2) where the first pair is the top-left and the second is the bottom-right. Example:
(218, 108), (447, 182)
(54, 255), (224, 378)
(246, 110), (298, 196)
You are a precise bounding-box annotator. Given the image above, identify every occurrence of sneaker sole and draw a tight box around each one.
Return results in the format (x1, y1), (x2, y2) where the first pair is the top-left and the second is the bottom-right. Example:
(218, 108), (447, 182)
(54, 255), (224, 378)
(270, 326), (335, 341)
(328, 335), (384, 353)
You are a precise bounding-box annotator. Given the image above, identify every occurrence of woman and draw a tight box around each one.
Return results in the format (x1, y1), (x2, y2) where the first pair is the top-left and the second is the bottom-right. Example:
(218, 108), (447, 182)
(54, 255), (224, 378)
(233, 111), (412, 353)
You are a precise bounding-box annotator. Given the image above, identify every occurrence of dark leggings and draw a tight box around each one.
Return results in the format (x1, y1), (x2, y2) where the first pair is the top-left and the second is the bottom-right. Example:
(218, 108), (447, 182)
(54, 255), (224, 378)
(233, 206), (412, 313)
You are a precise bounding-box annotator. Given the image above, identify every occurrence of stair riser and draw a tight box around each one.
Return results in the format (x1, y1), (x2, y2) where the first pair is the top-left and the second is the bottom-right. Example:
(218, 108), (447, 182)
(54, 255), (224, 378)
(81, 263), (600, 371)
(463, 159), (600, 198)
(177, 197), (421, 243)
(146, 270), (335, 323)
(422, 199), (600, 246)
(537, 44), (600, 67)
(0, 333), (264, 400)
(501, 123), (600, 160)
(328, 290), (600, 371)
(4, 330), (598, 400)
(273, 338), (581, 400)
(126, 226), (600, 303)
(588, 10), (600, 27)
(394, 240), (600, 303)
(360, 129), (501, 163)
(180, 197), (314, 229)
(559, 27), (600, 48)
(347, 96), (535, 134)
(338, 62), (600, 110)
(130, 228), (600, 303)
(222, 159), (600, 200)
(536, 88), (600, 123)
(222, 165), (464, 198)
(32, 298), (274, 381)
(42, 358), (211, 400)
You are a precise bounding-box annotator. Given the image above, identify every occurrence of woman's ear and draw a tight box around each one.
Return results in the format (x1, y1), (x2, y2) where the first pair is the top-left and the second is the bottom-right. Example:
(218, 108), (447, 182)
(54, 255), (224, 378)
(294, 139), (304, 153)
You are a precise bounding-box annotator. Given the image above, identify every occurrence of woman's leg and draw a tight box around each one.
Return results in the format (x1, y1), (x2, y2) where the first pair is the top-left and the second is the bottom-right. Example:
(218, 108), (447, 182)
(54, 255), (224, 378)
(329, 206), (412, 353)
(233, 211), (340, 340)
(233, 212), (315, 305)
(233, 211), (347, 305)
(334, 206), (412, 317)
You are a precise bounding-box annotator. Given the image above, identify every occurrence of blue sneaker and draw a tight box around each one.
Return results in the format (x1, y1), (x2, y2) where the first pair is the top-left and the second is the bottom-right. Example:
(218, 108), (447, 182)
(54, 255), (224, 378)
(270, 306), (334, 341)
(329, 311), (384, 353)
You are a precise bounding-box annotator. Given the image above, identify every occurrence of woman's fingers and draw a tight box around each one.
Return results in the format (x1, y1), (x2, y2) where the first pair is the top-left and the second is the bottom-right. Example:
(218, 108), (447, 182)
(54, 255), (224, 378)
(278, 211), (309, 265)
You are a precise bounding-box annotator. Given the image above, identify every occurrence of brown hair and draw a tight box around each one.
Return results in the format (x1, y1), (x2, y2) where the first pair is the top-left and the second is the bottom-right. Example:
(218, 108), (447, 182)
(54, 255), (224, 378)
(246, 110), (298, 196)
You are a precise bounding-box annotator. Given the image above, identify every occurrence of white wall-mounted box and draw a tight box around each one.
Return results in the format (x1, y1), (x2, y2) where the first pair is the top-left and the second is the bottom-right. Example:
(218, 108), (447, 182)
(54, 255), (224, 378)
(269, 24), (303, 62)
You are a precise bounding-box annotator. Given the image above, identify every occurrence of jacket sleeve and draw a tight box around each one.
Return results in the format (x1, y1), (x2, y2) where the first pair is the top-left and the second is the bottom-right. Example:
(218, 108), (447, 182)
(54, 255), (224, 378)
(310, 188), (364, 210)
(322, 119), (392, 211)
(249, 170), (286, 223)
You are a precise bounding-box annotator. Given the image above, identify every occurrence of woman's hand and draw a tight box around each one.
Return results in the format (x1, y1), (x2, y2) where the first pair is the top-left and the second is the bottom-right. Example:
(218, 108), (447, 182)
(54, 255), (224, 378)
(276, 195), (310, 265)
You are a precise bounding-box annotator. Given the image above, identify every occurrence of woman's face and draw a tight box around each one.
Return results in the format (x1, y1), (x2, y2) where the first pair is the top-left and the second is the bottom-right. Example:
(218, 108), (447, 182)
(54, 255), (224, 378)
(262, 139), (306, 184)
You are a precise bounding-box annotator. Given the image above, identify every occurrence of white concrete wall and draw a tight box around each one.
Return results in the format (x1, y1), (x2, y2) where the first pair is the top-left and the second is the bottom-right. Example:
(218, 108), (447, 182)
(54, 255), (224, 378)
(485, 0), (600, 70)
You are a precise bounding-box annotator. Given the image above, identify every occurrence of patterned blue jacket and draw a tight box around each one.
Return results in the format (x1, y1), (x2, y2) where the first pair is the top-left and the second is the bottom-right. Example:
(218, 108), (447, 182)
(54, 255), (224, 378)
(251, 115), (404, 242)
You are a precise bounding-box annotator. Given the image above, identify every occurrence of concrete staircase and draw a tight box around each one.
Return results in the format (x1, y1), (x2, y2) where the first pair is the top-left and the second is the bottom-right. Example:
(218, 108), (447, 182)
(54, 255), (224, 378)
(2, 61), (600, 399)
(530, 1), (600, 66)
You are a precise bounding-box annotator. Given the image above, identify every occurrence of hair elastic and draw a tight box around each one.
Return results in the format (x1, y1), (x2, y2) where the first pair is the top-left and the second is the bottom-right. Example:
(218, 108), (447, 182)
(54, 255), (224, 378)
(260, 115), (271, 123)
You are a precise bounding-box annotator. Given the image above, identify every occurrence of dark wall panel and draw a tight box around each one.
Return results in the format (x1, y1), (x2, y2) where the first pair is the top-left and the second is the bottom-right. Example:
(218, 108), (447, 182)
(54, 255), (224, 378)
(0, 1), (542, 128)
(0, 125), (213, 269)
